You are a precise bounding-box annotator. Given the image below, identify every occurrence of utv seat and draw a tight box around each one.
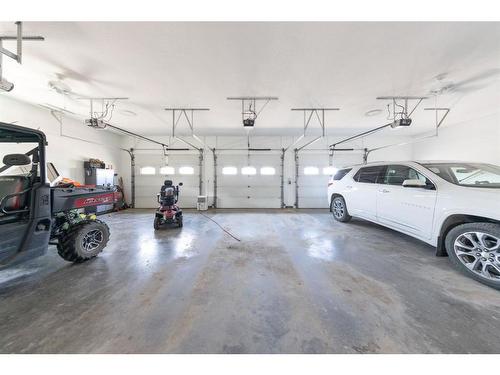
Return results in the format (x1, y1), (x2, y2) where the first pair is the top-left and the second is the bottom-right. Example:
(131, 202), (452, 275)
(0, 175), (30, 215)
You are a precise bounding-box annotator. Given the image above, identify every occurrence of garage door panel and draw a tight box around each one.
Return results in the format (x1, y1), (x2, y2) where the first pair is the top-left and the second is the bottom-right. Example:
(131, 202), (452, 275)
(217, 153), (281, 208)
(135, 182), (198, 208)
(219, 186), (279, 198)
(219, 196), (280, 208)
(135, 153), (200, 208)
(297, 153), (330, 208)
(219, 175), (279, 185)
(298, 197), (326, 208)
(297, 151), (363, 208)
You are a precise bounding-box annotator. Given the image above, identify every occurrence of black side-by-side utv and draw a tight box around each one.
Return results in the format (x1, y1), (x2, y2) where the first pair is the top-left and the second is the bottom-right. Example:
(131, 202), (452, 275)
(0, 122), (118, 268)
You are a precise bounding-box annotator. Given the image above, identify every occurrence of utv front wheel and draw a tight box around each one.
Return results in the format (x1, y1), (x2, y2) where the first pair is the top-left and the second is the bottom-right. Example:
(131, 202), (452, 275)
(57, 220), (110, 262)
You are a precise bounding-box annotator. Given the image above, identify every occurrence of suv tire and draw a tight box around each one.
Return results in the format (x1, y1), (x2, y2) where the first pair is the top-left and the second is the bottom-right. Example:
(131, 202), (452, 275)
(445, 222), (500, 290)
(331, 196), (352, 223)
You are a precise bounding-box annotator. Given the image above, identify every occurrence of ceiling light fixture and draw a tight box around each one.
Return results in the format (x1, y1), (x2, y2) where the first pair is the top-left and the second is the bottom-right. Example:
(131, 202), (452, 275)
(364, 109), (382, 117)
(48, 80), (72, 95)
(0, 78), (14, 92)
(120, 109), (137, 117)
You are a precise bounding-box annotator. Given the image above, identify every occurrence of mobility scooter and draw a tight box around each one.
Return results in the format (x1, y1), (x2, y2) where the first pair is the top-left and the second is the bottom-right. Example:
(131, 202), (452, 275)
(154, 180), (183, 230)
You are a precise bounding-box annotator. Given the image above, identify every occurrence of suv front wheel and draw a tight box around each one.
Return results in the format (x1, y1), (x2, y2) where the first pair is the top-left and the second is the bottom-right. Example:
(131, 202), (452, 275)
(445, 222), (500, 290)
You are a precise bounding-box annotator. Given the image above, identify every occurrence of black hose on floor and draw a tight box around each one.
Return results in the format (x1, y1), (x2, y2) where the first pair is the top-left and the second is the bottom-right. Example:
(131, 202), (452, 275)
(199, 212), (241, 242)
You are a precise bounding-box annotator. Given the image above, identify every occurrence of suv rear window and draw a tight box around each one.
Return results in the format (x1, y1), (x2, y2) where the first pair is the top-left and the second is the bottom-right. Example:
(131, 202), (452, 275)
(333, 168), (352, 181)
(353, 166), (386, 184)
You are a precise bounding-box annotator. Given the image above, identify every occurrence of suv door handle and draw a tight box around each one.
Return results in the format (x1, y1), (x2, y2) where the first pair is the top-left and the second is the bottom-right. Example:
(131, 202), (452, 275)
(346, 185), (353, 189)
(380, 189), (390, 193)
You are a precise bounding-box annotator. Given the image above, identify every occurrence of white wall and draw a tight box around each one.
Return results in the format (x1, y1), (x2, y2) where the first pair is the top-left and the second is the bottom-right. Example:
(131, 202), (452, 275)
(411, 112), (500, 165)
(0, 95), (124, 184)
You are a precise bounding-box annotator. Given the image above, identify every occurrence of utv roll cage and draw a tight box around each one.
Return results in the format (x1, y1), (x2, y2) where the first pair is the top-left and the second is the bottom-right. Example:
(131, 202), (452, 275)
(0, 122), (114, 268)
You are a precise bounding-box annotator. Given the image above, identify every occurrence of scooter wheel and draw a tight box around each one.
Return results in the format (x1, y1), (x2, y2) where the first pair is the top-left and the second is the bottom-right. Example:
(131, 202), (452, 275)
(178, 217), (183, 228)
(154, 217), (161, 230)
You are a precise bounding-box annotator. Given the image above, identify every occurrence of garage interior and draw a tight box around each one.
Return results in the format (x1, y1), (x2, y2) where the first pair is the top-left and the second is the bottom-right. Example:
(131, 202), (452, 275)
(1, 21), (500, 354)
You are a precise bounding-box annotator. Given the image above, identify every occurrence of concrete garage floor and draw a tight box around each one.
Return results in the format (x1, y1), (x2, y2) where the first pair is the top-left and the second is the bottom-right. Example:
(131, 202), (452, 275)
(1, 209), (500, 354)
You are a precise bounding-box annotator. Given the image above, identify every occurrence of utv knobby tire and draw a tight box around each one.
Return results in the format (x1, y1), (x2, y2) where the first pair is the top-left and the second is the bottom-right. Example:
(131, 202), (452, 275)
(57, 220), (110, 262)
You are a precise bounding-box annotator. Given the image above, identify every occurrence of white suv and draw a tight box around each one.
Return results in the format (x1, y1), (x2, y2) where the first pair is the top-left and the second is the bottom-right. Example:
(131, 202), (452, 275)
(327, 161), (500, 289)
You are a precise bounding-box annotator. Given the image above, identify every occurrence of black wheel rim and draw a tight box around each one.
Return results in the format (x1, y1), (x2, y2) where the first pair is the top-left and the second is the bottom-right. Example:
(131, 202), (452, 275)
(81, 229), (104, 253)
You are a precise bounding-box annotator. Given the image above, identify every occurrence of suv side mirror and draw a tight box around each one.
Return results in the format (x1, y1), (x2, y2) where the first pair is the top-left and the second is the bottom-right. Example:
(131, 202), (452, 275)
(178, 182), (183, 186)
(3, 153), (31, 166)
(402, 179), (426, 188)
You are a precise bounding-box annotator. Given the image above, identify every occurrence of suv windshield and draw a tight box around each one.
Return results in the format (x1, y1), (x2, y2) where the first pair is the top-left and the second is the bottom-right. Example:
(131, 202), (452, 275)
(422, 162), (500, 188)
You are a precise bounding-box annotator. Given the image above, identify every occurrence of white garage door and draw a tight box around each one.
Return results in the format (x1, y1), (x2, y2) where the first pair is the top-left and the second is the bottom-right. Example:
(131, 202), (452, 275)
(296, 151), (330, 208)
(216, 152), (282, 208)
(296, 151), (363, 208)
(135, 151), (201, 208)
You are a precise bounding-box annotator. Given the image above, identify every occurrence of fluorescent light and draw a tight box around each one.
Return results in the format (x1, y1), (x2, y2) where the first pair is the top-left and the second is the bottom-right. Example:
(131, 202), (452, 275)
(260, 167), (276, 175)
(241, 166), (256, 175)
(304, 167), (319, 175)
(179, 166), (194, 175)
(222, 166), (238, 175)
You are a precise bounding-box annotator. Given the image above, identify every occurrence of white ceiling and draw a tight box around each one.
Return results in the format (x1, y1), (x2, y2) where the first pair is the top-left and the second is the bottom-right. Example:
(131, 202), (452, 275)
(1, 22), (499, 136)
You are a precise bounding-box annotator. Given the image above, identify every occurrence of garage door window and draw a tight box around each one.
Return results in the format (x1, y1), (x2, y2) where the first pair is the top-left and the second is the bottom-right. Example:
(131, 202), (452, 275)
(179, 166), (194, 175)
(241, 166), (257, 175)
(140, 166), (156, 175)
(159, 166), (175, 175)
(222, 166), (238, 175)
(304, 166), (319, 175)
(323, 166), (338, 175)
(260, 167), (276, 175)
